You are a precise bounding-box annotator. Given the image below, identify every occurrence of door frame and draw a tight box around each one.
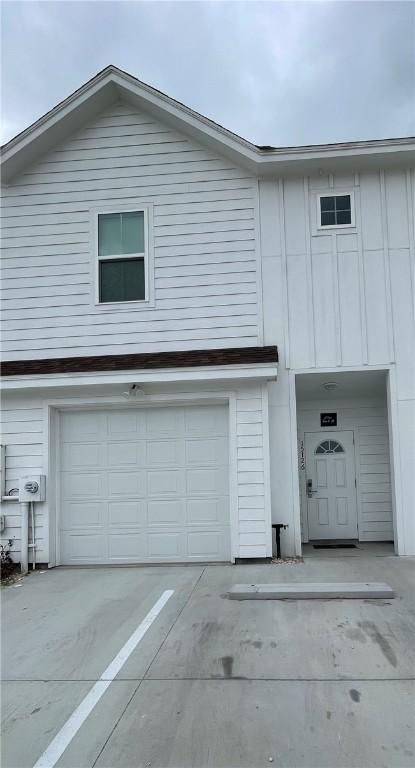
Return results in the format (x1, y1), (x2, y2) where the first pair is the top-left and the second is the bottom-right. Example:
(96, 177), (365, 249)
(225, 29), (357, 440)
(304, 429), (358, 541)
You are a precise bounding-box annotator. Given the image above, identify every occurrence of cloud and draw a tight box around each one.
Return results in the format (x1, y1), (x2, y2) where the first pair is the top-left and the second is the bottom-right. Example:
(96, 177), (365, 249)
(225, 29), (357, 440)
(1, 0), (414, 146)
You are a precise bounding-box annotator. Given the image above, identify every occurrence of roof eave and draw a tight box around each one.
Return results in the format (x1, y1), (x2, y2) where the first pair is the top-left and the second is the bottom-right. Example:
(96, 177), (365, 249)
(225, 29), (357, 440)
(0, 66), (260, 183)
(1, 65), (414, 183)
(256, 138), (415, 176)
(1, 76), (120, 183)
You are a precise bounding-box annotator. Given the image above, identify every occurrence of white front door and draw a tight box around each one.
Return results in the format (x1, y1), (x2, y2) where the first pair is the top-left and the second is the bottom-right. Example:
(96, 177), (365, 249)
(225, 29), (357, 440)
(305, 430), (358, 540)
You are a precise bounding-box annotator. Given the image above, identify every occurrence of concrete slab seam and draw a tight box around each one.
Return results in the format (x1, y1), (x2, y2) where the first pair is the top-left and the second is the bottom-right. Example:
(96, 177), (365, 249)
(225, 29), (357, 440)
(142, 566), (208, 681)
(91, 567), (207, 768)
(32, 589), (174, 768)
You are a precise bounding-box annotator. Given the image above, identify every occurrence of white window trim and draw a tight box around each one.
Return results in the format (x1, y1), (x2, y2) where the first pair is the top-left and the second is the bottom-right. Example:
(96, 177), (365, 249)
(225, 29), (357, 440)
(91, 202), (154, 310)
(316, 190), (355, 230)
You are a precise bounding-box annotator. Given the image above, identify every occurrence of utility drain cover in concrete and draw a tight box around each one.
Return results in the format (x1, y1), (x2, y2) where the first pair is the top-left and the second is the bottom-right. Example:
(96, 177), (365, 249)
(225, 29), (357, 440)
(227, 582), (395, 600)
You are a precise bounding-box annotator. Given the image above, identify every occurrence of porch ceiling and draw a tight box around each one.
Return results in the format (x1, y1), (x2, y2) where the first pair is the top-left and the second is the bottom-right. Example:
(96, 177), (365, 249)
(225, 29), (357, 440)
(295, 370), (387, 402)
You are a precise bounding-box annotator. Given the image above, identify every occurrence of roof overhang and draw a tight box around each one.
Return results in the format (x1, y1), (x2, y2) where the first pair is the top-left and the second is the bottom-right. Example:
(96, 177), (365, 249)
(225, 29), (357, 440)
(1, 363), (278, 392)
(0, 346), (279, 391)
(1, 65), (414, 183)
(0, 66), (260, 182)
(256, 137), (415, 176)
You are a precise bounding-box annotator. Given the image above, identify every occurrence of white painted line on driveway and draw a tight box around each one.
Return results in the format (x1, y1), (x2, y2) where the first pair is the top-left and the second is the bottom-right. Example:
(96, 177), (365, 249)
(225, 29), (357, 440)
(33, 589), (174, 768)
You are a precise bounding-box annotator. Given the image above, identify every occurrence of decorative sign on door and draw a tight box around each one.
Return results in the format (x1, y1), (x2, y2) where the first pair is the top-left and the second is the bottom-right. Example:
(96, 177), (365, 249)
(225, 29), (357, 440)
(320, 412), (337, 427)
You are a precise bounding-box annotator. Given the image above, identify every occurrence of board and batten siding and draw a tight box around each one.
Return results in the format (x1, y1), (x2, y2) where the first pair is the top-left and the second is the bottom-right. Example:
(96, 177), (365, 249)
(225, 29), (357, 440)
(260, 168), (414, 554)
(0, 384), (272, 564)
(1, 101), (262, 360)
(260, 170), (414, 397)
(297, 400), (394, 542)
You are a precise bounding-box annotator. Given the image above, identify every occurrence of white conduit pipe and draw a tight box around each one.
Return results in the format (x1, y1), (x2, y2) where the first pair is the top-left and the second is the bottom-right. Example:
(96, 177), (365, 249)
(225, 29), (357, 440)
(20, 502), (29, 574)
(30, 501), (36, 570)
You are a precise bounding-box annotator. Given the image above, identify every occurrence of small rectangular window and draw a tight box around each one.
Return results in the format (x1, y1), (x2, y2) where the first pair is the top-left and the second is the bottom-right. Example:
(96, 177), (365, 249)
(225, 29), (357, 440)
(319, 194), (352, 227)
(97, 210), (146, 303)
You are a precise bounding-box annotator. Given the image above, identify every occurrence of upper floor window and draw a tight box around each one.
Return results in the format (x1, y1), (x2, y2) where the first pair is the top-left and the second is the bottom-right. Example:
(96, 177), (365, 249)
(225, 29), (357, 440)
(318, 193), (353, 228)
(97, 210), (147, 303)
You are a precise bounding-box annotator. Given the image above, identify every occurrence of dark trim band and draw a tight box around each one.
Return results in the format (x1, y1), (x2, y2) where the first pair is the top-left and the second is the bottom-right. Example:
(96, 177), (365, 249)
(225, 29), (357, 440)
(1, 346), (278, 377)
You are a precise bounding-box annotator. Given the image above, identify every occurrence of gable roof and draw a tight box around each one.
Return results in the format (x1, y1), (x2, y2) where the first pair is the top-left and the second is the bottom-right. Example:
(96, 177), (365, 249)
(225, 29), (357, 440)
(2, 65), (414, 182)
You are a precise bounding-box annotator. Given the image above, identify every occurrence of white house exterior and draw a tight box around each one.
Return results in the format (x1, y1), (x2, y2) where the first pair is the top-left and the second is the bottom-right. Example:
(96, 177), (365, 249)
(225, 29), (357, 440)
(1, 66), (414, 566)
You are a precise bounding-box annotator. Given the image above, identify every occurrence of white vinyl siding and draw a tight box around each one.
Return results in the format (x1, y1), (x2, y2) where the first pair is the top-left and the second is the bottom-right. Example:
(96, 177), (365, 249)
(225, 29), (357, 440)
(1, 102), (260, 360)
(0, 398), (47, 563)
(236, 385), (270, 557)
(357, 424), (394, 540)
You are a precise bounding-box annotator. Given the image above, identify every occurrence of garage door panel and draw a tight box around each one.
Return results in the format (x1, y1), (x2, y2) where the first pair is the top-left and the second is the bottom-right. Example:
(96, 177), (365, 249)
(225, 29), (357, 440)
(187, 530), (229, 558)
(61, 502), (105, 529)
(108, 501), (147, 526)
(61, 412), (106, 441)
(61, 472), (103, 500)
(61, 533), (107, 562)
(186, 498), (227, 525)
(107, 441), (146, 467)
(108, 533), (147, 560)
(147, 469), (182, 497)
(184, 407), (228, 436)
(186, 467), (228, 495)
(61, 442), (104, 469)
(185, 438), (227, 465)
(146, 440), (183, 466)
(146, 408), (183, 436)
(147, 500), (185, 526)
(107, 410), (141, 436)
(108, 471), (146, 497)
(59, 405), (230, 564)
(148, 532), (182, 558)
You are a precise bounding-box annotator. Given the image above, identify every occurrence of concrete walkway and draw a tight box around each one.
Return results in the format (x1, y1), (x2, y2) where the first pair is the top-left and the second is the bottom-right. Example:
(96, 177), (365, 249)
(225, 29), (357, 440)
(2, 551), (414, 767)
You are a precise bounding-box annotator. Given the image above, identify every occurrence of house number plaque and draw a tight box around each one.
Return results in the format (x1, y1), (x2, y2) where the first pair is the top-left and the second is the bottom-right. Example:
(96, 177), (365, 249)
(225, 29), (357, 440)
(320, 412), (337, 427)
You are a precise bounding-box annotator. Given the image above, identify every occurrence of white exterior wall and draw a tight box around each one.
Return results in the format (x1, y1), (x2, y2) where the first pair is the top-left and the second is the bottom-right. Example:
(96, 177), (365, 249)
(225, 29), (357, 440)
(296, 399), (393, 542)
(261, 170), (414, 373)
(260, 169), (415, 556)
(0, 381), (272, 564)
(236, 384), (271, 557)
(1, 95), (414, 559)
(0, 397), (47, 562)
(1, 101), (262, 360)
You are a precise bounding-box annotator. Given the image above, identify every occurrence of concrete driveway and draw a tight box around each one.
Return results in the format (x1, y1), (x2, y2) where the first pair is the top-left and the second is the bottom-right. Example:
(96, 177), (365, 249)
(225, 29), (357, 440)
(2, 552), (415, 768)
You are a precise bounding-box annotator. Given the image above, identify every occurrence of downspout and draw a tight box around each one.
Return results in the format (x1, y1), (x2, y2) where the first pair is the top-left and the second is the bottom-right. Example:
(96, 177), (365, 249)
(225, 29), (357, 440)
(20, 502), (29, 574)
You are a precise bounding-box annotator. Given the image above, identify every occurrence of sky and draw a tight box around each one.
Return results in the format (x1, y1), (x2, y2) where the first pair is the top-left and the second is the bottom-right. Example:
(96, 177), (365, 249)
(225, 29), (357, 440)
(1, 0), (414, 147)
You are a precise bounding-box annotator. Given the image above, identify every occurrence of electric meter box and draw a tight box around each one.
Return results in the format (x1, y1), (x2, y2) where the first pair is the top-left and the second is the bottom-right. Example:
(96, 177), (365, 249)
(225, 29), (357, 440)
(18, 475), (46, 502)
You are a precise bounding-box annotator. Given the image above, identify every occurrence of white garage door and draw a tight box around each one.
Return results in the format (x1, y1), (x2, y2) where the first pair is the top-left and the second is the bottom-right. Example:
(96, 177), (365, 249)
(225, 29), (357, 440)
(59, 405), (230, 564)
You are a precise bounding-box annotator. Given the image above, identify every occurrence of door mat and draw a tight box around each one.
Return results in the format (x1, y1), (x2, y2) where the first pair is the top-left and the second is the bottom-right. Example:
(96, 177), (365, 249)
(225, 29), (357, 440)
(313, 543), (357, 549)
